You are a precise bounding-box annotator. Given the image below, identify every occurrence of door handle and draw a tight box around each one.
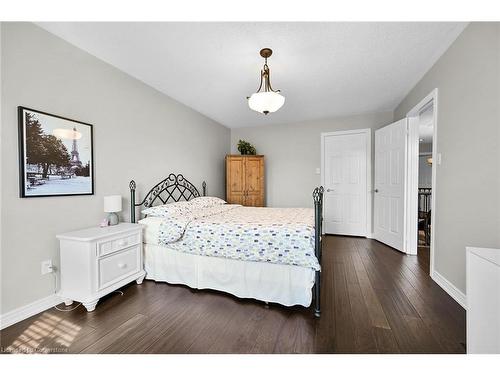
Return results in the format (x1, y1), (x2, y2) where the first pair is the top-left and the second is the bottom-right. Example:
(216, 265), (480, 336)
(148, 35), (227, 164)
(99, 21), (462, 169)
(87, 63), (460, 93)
(374, 189), (379, 193)
(326, 188), (334, 192)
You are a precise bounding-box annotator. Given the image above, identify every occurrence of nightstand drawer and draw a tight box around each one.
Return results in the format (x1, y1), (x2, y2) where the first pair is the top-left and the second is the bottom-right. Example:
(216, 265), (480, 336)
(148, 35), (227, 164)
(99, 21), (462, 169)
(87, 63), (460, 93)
(98, 233), (140, 257)
(98, 246), (140, 290)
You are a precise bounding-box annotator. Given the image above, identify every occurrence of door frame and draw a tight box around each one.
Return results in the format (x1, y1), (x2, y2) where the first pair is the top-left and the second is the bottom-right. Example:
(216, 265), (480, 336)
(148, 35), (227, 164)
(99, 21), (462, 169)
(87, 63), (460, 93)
(320, 128), (372, 237)
(405, 88), (438, 275)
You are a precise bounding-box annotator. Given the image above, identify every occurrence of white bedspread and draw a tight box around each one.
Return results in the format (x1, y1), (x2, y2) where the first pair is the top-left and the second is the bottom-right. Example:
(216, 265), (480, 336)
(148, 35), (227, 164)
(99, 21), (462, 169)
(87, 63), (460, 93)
(139, 205), (319, 270)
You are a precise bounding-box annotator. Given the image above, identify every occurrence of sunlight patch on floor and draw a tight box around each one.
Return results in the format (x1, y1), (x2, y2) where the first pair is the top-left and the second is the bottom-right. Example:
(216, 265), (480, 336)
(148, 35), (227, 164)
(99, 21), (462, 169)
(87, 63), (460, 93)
(5, 312), (81, 354)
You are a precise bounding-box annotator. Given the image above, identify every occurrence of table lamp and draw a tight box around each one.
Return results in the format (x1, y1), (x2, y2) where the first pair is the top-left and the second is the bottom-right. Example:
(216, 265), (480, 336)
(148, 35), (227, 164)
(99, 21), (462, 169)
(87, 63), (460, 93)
(104, 195), (122, 226)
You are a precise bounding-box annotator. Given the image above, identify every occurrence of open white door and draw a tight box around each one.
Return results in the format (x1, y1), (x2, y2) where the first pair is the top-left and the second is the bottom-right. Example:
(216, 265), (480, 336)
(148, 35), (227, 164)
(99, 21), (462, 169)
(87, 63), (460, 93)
(374, 119), (408, 252)
(322, 130), (369, 237)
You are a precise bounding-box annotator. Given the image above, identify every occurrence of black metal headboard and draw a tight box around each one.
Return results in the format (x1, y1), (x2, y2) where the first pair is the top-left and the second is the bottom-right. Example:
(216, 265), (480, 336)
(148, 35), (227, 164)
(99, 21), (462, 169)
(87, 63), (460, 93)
(129, 173), (206, 223)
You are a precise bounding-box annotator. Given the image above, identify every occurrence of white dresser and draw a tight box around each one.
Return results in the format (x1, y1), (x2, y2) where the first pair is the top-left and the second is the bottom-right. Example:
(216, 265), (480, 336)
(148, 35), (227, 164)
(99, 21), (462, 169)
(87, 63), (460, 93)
(57, 223), (145, 312)
(466, 246), (500, 354)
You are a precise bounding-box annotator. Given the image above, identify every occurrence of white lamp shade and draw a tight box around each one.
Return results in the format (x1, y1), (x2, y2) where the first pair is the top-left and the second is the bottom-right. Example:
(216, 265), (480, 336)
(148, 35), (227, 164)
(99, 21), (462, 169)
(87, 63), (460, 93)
(248, 91), (285, 114)
(104, 195), (122, 213)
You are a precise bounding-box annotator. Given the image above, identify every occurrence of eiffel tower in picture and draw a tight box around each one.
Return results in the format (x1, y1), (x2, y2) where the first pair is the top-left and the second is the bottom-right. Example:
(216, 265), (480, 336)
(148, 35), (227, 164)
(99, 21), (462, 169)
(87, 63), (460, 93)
(70, 127), (82, 168)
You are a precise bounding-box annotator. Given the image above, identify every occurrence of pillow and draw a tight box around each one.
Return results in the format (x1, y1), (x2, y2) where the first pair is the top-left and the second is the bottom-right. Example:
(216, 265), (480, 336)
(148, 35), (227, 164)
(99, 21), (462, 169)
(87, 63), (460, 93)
(141, 201), (193, 218)
(189, 196), (226, 209)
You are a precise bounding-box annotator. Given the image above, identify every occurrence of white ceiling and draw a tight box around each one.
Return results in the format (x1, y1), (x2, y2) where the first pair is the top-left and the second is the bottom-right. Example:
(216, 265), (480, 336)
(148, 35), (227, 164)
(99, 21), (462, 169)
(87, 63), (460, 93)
(37, 22), (467, 128)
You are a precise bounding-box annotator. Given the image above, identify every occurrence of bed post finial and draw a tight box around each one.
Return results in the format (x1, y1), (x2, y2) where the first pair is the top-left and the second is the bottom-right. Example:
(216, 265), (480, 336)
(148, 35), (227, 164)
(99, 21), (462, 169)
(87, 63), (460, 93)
(312, 186), (324, 318)
(202, 181), (207, 196)
(129, 180), (136, 223)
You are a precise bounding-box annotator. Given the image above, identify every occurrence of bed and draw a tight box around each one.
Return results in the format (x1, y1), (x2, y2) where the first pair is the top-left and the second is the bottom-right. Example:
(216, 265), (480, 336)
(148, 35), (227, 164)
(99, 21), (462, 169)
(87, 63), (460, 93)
(129, 173), (324, 317)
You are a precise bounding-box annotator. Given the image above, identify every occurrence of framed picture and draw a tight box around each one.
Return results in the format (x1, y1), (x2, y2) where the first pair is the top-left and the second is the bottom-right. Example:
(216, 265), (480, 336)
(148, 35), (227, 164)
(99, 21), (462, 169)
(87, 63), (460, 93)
(18, 107), (94, 198)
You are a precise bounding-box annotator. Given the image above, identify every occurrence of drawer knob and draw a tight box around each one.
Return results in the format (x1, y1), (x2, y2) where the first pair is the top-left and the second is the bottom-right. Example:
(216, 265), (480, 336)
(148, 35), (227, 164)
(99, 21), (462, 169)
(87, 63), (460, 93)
(118, 263), (127, 269)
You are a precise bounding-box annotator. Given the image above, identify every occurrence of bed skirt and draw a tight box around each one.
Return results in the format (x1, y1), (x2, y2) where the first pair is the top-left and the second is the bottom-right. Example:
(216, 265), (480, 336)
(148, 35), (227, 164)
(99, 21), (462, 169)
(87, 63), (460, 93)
(144, 243), (316, 307)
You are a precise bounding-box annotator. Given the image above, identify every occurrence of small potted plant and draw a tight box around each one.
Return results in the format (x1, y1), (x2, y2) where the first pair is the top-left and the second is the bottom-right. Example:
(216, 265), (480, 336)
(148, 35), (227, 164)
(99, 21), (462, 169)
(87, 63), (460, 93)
(237, 140), (257, 155)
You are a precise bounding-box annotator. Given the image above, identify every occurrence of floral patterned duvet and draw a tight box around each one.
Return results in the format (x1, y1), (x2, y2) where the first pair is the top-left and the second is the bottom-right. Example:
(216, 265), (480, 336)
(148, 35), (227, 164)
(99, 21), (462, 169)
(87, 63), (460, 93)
(156, 204), (320, 270)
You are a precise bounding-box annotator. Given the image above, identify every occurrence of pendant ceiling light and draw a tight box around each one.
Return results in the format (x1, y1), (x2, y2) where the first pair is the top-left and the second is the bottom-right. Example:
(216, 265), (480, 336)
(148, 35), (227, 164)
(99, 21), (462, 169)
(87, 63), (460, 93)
(247, 48), (285, 115)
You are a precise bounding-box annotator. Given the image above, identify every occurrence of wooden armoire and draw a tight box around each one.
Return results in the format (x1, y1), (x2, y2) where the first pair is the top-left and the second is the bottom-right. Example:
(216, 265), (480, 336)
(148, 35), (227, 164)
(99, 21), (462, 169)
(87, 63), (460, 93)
(225, 155), (265, 207)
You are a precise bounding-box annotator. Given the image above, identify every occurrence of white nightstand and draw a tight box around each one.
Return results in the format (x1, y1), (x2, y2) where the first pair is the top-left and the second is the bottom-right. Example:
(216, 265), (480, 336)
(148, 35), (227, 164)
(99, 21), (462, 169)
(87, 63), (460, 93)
(57, 223), (145, 312)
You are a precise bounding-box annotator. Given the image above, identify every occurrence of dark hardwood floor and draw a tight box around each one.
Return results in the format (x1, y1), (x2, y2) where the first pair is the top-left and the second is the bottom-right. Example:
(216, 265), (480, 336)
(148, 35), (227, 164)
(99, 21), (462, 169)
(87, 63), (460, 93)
(0, 236), (466, 354)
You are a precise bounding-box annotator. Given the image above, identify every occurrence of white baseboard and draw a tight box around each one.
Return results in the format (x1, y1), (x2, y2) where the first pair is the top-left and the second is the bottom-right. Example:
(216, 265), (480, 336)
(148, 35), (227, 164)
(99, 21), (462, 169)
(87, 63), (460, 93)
(431, 270), (467, 310)
(0, 294), (62, 330)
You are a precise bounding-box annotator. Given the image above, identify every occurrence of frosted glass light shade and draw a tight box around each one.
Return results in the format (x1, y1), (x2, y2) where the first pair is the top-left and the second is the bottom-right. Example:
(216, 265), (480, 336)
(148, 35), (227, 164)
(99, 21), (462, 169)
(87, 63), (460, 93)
(104, 195), (122, 213)
(248, 91), (285, 114)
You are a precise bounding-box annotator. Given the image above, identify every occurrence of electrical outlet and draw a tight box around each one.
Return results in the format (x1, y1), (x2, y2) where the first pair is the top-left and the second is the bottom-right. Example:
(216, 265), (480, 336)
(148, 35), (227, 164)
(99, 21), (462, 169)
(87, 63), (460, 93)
(41, 260), (53, 275)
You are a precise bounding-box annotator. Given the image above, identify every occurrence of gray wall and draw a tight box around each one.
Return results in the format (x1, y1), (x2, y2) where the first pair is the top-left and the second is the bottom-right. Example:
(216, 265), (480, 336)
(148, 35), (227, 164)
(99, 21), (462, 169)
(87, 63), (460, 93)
(231, 112), (393, 208)
(0, 23), (230, 314)
(395, 23), (500, 293)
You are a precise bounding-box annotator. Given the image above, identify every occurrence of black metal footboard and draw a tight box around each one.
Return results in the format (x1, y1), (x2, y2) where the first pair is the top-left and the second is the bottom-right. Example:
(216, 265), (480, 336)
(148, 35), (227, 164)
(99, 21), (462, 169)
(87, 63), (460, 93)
(312, 186), (324, 318)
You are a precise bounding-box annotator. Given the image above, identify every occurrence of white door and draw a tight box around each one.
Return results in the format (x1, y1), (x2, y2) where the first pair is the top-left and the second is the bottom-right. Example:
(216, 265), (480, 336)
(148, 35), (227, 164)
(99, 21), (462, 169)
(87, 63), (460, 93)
(322, 130), (368, 236)
(374, 119), (408, 252)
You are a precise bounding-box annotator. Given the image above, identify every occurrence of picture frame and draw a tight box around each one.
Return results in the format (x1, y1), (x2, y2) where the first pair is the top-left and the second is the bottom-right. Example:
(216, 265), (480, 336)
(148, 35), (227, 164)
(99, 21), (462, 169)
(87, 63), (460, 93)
(18, 106), (94, 198)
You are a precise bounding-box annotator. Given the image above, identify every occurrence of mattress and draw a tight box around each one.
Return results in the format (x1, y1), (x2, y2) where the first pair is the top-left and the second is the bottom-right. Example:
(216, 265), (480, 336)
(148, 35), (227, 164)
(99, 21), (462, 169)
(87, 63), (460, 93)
(139, 205), (319, 270)
(143, 242), (316, 307)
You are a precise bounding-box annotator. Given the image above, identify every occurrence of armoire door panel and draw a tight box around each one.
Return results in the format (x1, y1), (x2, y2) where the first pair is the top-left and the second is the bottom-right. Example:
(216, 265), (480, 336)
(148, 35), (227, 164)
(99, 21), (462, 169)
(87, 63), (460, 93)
(244, 194), (263, 207)
(226, 156), (246, 205)
(231, 194), (245, 205)
(244, 157), (263, 194)
(227, 157), (245, 193)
